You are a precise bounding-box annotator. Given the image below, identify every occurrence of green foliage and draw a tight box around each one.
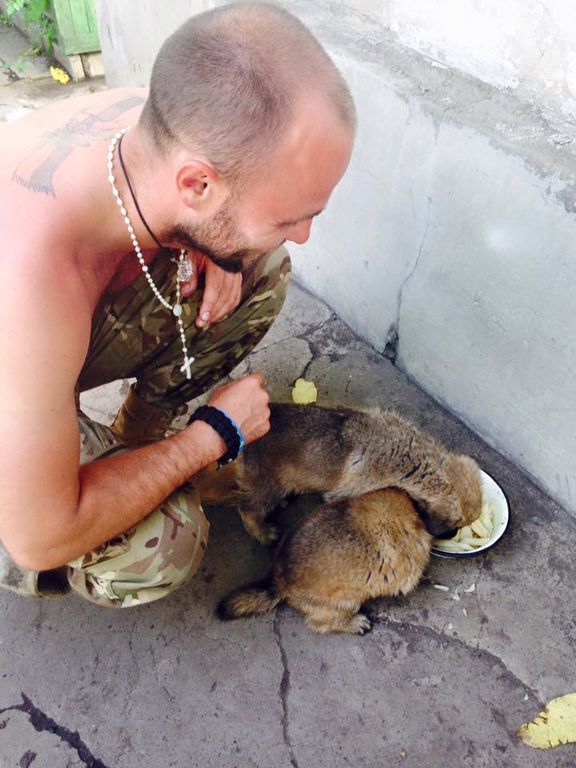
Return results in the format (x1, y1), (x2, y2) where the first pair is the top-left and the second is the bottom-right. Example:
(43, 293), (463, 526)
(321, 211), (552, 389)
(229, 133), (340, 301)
(3, 0), (57, 56)
(6, 0), (27, 14)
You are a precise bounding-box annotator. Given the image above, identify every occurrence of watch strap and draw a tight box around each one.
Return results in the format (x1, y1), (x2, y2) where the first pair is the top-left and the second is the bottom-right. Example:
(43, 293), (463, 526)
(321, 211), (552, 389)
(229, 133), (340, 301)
(187, 405), (245, 467)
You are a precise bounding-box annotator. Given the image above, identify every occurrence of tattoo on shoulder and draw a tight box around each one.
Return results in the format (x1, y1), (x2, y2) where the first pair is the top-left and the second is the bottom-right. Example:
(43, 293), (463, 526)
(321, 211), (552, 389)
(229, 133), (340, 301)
(12, 96), (145, 198)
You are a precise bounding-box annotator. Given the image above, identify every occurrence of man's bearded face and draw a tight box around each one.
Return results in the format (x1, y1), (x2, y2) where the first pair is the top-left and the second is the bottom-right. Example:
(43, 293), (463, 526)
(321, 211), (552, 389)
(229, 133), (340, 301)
(162, 200), (281, 274)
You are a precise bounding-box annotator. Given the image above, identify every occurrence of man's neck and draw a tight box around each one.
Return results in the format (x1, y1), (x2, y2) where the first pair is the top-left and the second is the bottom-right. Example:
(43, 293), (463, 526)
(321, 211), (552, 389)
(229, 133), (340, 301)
(69, 126), (168, 293)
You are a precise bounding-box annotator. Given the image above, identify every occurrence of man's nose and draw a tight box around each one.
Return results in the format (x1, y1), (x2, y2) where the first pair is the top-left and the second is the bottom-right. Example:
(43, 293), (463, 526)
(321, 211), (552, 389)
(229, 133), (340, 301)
(286, 219), (313, 245)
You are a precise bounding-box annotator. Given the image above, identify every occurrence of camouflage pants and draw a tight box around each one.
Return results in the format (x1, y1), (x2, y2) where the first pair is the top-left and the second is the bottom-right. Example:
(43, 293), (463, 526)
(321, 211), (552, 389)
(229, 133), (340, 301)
(0, 247), (291, 607)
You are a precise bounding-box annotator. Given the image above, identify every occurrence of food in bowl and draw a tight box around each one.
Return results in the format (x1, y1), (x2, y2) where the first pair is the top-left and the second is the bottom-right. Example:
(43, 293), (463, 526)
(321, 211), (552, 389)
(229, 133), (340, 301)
(433, 501), (494, 553)
(431, 469), (510, 558)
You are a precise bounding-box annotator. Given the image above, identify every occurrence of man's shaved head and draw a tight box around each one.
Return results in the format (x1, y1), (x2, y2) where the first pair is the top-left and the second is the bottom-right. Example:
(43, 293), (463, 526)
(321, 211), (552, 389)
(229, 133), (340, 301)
(139, 1), (355, 182)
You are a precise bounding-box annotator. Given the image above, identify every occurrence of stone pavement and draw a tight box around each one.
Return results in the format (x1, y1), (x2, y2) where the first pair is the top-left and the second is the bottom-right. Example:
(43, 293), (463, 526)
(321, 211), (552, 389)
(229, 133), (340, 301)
(1, 33), (576, 768)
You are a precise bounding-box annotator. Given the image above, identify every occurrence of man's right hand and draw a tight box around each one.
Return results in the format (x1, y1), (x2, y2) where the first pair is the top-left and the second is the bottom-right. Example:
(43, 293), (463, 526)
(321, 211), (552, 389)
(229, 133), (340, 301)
(206, 373), (270, 446)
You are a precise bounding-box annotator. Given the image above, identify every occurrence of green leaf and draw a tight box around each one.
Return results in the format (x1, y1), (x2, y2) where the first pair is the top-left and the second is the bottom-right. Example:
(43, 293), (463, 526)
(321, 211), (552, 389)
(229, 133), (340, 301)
(6, 0), (27, 15)
(25, 6), (44, 23)
(4, 0), (57, 57)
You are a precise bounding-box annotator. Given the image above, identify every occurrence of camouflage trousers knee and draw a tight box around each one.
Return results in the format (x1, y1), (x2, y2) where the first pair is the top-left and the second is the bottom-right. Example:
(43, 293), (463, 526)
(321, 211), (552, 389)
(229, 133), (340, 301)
(68, 416), (210, 608)
(0, 417), (209, 608)
(0, 247), (291, 606)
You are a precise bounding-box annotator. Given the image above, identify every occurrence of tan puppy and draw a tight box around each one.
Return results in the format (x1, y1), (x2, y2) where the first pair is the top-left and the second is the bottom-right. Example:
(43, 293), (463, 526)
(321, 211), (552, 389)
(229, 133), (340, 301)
(209, 403), (483, 635)
(218, 488), (431, 634)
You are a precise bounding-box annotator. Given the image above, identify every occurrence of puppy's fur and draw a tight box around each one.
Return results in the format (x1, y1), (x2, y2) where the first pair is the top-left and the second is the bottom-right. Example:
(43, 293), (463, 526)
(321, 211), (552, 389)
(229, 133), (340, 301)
(235, 404), (482, 544)
(218, 488), (431, 635)
(207, 403), (482, 634)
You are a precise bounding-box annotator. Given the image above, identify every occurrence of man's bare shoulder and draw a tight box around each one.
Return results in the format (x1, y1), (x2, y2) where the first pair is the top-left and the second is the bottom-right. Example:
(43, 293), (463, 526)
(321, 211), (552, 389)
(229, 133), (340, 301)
(0, 86), (148, 143)
(0, 86), (148, 296)
(0, 84), (149, 395)
(0, 87), (148, 194)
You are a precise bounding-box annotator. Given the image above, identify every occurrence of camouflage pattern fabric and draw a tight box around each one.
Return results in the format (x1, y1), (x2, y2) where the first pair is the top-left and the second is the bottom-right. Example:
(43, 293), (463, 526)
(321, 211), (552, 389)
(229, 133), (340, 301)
(0, 416), (210, 608)
(0, 247), (291, 606)
(68, 415), (211, 607)
(80, 245), (291, 446)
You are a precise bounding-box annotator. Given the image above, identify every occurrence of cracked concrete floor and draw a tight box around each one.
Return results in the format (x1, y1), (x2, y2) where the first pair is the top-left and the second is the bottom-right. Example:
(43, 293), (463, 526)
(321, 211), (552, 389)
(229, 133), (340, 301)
(1, 58), (576, 768)
(1, 284), (575, 768)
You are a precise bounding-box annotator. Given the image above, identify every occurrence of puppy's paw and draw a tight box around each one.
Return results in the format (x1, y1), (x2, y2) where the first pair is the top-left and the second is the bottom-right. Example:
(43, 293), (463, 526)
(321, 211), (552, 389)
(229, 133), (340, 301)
(349, 613), (373, 636)
(362, 601), (381, 623)
(240, 513), (281, 546)
(254, 524), (281, 546)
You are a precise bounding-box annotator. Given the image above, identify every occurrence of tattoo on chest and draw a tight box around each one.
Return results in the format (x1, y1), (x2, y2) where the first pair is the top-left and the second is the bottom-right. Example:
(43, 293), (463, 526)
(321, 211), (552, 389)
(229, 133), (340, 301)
(12, 96), (145, 198)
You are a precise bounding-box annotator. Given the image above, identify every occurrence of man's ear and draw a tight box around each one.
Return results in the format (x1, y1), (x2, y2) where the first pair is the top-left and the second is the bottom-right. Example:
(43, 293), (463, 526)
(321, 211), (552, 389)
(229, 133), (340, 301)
(175, 160), (229, 217)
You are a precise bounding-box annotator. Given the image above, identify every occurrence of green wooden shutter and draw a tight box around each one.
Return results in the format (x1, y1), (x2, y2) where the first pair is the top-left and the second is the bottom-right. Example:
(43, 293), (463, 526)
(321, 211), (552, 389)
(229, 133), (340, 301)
(51, 0), (100, 55)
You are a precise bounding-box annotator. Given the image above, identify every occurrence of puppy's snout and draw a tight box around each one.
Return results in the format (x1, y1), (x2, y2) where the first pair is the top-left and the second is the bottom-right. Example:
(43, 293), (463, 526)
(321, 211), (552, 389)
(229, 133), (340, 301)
(414, 501), (458, 538)
(432, 524), (458, 540)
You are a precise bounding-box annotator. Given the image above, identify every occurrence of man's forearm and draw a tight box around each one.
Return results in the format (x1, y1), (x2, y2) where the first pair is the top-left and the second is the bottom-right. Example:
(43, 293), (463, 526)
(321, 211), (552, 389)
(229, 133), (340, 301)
(36, 420), (225, 570)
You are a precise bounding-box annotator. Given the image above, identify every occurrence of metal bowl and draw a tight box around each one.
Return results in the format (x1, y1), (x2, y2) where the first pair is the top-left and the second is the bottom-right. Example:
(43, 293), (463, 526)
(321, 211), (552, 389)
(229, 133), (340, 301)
(431, 469), (510, 559)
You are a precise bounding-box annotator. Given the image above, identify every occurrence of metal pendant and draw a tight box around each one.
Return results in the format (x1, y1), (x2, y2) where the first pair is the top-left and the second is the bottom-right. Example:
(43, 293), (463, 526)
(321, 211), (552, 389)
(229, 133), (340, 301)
(177, 253), (194, 283)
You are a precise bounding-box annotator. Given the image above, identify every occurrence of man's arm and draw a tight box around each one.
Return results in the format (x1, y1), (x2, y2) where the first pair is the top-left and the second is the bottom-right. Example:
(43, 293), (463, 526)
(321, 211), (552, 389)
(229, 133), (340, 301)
(60, 376), (268, 569)
(0, 260), (269, 571)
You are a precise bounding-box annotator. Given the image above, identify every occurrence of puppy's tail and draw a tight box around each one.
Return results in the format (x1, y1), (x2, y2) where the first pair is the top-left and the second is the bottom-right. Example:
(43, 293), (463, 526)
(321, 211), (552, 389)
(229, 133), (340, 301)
(217, 577), (282, 620)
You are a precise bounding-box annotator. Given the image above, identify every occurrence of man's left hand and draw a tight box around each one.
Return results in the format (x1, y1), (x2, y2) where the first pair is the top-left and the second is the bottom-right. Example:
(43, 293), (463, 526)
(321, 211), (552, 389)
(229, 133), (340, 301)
(180, 253), (243, 328)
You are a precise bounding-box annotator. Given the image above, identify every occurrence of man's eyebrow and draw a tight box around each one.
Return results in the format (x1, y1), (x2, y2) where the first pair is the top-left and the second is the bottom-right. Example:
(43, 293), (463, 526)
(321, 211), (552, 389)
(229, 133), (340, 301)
(278, 209), (324, 226)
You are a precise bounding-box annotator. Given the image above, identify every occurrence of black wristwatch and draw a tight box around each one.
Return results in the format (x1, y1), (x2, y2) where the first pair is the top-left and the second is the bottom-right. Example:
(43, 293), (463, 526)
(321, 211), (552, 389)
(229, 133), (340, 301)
(187, 405), (245, 467)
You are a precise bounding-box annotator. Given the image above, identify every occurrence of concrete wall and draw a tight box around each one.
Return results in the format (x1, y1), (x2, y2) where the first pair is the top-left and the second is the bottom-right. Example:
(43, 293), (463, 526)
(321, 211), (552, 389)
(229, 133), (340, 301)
(346, 0), (576, 128)
(94, 0), (576, 516)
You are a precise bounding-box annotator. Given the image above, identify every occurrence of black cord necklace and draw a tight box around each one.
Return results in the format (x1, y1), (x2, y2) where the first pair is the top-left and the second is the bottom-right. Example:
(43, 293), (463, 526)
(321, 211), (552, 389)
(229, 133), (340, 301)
(116, 132), (193, 283)
(117, 132), (164, 250)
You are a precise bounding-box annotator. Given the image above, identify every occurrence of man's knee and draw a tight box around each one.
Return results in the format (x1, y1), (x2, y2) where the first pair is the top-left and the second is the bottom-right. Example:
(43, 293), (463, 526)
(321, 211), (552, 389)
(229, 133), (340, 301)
(67, 488), (209, 608)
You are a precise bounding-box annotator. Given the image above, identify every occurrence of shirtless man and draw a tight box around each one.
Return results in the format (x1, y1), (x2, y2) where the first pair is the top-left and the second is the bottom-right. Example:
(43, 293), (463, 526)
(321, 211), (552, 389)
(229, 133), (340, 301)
(0, 3), (355, 607)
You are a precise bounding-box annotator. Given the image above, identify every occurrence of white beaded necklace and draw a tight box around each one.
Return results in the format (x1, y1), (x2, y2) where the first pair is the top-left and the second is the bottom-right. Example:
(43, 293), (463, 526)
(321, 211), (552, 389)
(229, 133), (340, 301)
(107, 127), (195, 379)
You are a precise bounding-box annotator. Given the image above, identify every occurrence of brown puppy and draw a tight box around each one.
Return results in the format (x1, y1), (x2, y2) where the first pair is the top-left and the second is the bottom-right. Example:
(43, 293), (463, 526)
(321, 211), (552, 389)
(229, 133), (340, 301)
(212, 403), (483, 635)
(234, 403), (482, 545)
(218, 488), (431, 635)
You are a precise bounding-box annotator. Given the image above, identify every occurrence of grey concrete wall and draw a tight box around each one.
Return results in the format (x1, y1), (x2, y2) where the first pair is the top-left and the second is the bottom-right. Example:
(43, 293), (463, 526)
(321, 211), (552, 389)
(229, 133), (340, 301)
(94, 0), (576, 516)
(94, 0), (212, 87)
(343, 0), (576, 129)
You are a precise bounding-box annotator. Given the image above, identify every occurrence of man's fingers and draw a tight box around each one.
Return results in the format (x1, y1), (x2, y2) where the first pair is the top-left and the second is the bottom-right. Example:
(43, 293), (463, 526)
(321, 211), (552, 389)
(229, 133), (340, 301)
(180, 273), (198, 299)
(197, 267), (243, 327)
(213, 273), (242, 320)
(212, 275), (237, 318)
(231, 280), (242, 315)
(207, 373), (270, 445)
(197, 273), (220, 326)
